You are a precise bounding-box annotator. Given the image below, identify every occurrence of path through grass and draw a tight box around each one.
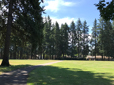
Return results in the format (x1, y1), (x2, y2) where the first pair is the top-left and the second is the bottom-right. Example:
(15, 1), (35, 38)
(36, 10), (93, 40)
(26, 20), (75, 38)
(28, 61), (114, 85)
(0, 59), (57, 74)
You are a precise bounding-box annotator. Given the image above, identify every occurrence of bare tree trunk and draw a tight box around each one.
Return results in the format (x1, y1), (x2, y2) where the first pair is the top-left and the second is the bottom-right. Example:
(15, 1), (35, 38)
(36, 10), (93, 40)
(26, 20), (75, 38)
(9, 51), (12, 59)
(102, 54), (103, 60)
(0, 49), (3, 59)
(13, 43), (16, 59)
(0, 50), (1, 59)
(108, 57), (110, 61)
(1, 0), (13, 66)
(20, 47), (23, 59)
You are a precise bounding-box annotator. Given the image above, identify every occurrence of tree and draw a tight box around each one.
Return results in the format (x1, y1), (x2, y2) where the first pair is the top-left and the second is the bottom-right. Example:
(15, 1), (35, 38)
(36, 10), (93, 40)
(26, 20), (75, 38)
(95, 0), (114, 21)
(60, 23), (69, 58)
(102, 20), (113, 59)
(97, 17), (114, 60)
(1, 0), (44, 66)
(76, 19), (82, 58)
(43, 16), (52, 58)
(82, 21), (89, 58)
(1, 0), (13, 66)
(92, 19), (98, 60)
(97, 17), (105, 60)
(69, 21), (77, 58)
(54, 22), (61, 58)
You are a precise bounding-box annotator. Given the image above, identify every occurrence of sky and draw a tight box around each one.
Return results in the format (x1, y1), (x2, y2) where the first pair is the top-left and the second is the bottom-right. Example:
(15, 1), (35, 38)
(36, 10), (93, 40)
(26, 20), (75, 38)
(41, 0), (112, 33)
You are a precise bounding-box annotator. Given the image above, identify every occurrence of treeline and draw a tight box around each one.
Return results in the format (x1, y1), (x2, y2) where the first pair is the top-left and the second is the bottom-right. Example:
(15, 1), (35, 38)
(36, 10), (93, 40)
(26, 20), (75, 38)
(1, 5), (114, 60)
(91, 18), (114, 60)
(0, 15), (90, 59)
(42, 16), (89, 59)
(41, 16), (114, 60)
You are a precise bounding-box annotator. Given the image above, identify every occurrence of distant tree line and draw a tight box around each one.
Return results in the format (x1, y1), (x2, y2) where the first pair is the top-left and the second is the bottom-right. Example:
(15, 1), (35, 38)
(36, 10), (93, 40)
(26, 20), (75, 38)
(1, 13), (114, 60)
(1, 0), (114, 61)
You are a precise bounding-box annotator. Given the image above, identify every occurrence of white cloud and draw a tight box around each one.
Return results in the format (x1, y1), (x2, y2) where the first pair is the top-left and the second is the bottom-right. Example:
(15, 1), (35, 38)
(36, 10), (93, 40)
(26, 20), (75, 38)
(51, 17), (75, 26)
(44, 0), (75, 12)
(61, 1), (74, 6)
(50, 17), (85, 26)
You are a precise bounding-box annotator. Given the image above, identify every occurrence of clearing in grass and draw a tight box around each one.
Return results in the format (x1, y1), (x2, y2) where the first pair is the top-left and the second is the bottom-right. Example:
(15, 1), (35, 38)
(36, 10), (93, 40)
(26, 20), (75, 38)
(28, 61), (114, 85)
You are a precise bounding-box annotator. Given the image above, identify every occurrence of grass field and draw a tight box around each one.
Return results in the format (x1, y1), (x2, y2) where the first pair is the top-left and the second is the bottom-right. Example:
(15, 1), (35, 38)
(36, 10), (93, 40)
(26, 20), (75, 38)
(28, 61), (114, 85)
(0, 59), (57, 74)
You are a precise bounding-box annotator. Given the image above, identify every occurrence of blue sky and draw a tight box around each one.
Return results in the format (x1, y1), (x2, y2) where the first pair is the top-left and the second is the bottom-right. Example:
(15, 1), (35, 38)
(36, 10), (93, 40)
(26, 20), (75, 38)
(41, 0), (112, 33)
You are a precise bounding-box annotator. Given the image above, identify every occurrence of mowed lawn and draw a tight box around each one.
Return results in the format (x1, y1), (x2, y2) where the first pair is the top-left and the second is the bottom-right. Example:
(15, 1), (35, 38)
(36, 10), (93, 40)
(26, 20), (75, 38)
(28, 61), (114, 85)
(0, 59), (57, 74)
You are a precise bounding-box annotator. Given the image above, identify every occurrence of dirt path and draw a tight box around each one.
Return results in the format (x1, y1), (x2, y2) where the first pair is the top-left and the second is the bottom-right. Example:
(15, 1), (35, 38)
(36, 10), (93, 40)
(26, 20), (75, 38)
(0, 61), (62, 85)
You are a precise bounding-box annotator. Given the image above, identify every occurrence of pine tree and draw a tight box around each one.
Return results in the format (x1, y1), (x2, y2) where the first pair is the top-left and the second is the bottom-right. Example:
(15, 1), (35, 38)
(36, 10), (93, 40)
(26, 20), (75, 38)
(60, 23), (69, 58)
(92, 19), (98, 60)
(82, 20), (89, 58)
(54, 22), (61, 58)
(69, 21), (77, 58)
(76, 19), (82, 58)
(103, 21), (113, 59)
(97, 17), (105, 60)
(43, 16), (52, 58)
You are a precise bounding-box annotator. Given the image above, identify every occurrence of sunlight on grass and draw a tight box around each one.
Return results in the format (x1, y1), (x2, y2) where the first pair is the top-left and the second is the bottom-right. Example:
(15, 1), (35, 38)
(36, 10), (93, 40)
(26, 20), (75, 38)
(28, 61), (114, 85)
(0, 59), (57, 74)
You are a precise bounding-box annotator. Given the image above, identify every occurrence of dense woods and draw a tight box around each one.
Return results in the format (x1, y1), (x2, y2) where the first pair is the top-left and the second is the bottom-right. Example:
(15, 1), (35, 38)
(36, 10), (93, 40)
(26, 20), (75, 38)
(0, 0), (114, 66)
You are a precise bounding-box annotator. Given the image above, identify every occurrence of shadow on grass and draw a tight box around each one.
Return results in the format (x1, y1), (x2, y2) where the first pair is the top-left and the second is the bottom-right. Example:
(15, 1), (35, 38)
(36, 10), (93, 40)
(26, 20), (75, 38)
(0, 64), (33, 73)
(0, 64), (42, 85)
(28, 66), (114, 85)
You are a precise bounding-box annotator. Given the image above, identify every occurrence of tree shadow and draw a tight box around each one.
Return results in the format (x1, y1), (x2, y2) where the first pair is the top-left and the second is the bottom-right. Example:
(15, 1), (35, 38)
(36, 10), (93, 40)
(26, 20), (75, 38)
(0, 64), (32, 73)
(28, 66), (114, 85)
(0, 64), (42, 85)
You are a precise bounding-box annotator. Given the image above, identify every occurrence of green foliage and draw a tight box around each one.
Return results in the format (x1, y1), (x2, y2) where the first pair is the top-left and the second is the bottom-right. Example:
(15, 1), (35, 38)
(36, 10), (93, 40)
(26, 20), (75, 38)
(76, 19), (83, 57)
(69, 21), (77, 57)
(90, 17), (114, 58)
(60, 23), (69, 57)
(91, 19), (99, 59)
(95, 0), (114, 21)
(82, 21), (89, 58)
(0, 0), (45, 61)
(1, 0), (114, 60)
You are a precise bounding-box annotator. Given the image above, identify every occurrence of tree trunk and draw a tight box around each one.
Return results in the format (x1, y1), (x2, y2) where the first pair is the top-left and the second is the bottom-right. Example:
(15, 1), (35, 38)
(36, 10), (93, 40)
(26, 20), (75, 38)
(63, 53), (64, 59)
(108, 57), (110, 61)
(13, 43), (17, 59)
(1, 0), (13, 66)
(9, 51), (12, 59)
(102, 54), (103, 60)
(77, 31), (79, 58)
(17, 50), (19, 59)
(31, 50), (33, 59)
(43, 53), (45, 59)
(52, 54), (53, 59)
(20, 47), (23, 59)
(0, 49), (3, 59)
(104, 56), (105, 60)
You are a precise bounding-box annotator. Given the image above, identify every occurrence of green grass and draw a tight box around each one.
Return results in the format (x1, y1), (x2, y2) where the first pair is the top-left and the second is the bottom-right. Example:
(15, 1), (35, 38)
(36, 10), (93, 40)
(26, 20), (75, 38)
(0, 59), (57, 74)
(28, 61), (114, 85)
